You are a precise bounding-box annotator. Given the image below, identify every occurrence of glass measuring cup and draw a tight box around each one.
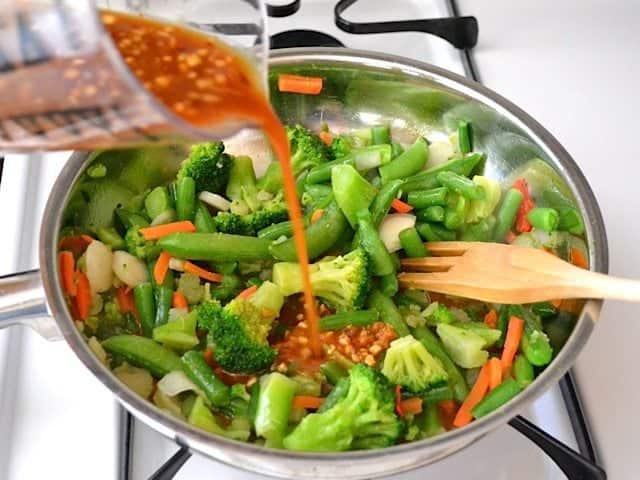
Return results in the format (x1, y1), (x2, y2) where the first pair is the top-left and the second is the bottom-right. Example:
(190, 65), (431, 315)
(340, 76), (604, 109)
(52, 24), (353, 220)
(0, 0), (268, 152)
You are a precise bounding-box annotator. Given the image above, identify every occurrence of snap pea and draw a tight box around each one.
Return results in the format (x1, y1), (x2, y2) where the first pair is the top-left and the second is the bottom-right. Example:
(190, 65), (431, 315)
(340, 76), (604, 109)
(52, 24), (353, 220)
(154, 286), (173, 327)
(444, 195), (467, 230)
(390, 142), (404, 158)
(422, 385), (454, 404)
(416, 206), (445, 223)
(159, 232), (272, 262)
(367, 290), (410, 337)
(193, 201), (216, 233)
(332, 164), (377, 228)
(437, 171), (485, 200)
(307, 157), (354, 185)
(402, 153), (484, 193)
(511, 305), (553, 366)
(527, 207), (559, 232)
(145, 186), (173, 220)
(399, 227), (428, 258)
(101, 335), (183, 378)
(320, 310), (379, 331)
(513, 354), (535, 388)
(412, 326), (469, 402)
(471, 378), (522, 418)
(416, 222), (456, 242)
(457, 119), (473, 154)
(270, 201), (348, 261)
(255, 373), (297, 447)
(532, 301), (557, 318)
(176, 176), (196, 221)
(379, 137), (429, 184)
(182, 350), (230, 407)
(493, 188), (523, 241)
(319, 361), (348, 385)
(133, 283), (156, 337)
(96, 226), (125, 250)
(371, 179), (404, 227)
(379, 273), (399, 297)
(116, 208), (148, 229)
(371, 125), (391, 145)
(557, 206), (585, 235)
(258, 221), (293, 240)
(357, 211), (395, 276)
(407, 187), (448, 209)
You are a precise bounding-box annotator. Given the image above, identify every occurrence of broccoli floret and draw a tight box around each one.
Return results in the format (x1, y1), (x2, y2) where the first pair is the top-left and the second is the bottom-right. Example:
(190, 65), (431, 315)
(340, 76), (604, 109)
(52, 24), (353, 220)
(206, 274), (243, 302)
(96, 299), (138, 340)
(436, 323), (492, 369)
(424, 302), (457, 326)
(381, 335), (448, 392)
(124, 228), (161, 260)
(283, 364), (403, 451)
(197, 281), (284, 374)
(330, 135), (354, 159)
(177, 142), (232, 194)
(286, 124), (332, 176)
(214, 200), (289, 236)
(272, 249), (370, 311)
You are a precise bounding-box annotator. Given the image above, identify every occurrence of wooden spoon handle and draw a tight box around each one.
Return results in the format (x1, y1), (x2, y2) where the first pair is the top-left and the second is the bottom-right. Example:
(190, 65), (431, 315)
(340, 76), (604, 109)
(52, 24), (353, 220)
(572, 269), (640, 302)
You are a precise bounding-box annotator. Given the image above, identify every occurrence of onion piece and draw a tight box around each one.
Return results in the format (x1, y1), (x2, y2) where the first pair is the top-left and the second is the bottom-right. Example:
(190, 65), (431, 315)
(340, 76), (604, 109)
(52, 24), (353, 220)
(427, 141), (454, 169)
(168, 307), (188, 322)
(157, 370), (200, 397)
(378, 213), (417, 253)
(169, 258), (185, 272)
(199, 191), (231, 211)
(112, 251), (148, 287)
(85, 240), (113, 293)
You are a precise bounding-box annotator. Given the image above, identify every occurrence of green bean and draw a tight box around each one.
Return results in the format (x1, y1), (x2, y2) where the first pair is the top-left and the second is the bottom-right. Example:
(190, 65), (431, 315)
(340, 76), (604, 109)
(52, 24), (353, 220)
(422, 385), (454, 404)
(472, 378), (522, 418)
(513, 354), (535, 388)
(176, 176), (196, 221)
(320, 310), (379, 331)
(437, 171), (485, 200)
(319, 361), (348, 385)
(371, 125), (391, 145)
(296, 171), (308, 198)
(527, 207), (559, 232)
(402, 153), (484, 193)
(145, 186), (173, 220)
(395, 289), (430, 308)
(460, 215), (496, 242)
(318, 376), (350, 413)
(557, 206), (585, 235)
(532, 301), (557, 318)
(254, 373), (297, 447)
(332, 164), (377, 228)
(408, 187), (448, 209)
(544, 311), (575, 354)
(248, 381), (260, 425)
(379, 137), (429, 184)
(371, 179), (404, 227)
(258, 221), (293, 240)
(159, 232), (272, 262)
(194, 201), (216, 233)
(420, 403), (444, 437)
(379, 273), (399, 297)
(457, 119), (473, 154)
(367, 290), (410, 337)
(182, 350), (230, 407)
(306, 157), (354, 184)
(444, 195), (467, 230)
(412, 326), (469, 402)
(399, 227), (428, 257)
(101, 335), (183, 378)
(133, 283), (156, 337)
(357, 211), (395, 276)
(270, 201), (348, 261)
(416, 222), (456, 242)
(497, 305), (510, 348)
(168, 181), (177, 205)
(493, 188), (523, 241)
(417, 206), (445, 223)
(154, 286), (173, 327)
(148, 258), (174, 289)
(96, 226), (125, 250)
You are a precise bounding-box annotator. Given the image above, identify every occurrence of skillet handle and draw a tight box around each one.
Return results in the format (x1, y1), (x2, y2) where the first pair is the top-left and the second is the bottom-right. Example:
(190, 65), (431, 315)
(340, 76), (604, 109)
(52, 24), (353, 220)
(509, 415), (607, 480)
(0, 270), (62, 340)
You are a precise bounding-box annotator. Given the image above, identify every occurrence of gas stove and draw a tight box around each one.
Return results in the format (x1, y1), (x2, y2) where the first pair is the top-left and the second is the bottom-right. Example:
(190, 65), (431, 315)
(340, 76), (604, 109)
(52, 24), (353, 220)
(0, 1), (606, 479)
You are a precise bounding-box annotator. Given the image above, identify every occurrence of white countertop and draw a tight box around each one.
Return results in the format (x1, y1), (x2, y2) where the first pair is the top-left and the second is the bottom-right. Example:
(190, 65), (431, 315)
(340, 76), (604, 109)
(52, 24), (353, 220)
(459, 1), (640, 478)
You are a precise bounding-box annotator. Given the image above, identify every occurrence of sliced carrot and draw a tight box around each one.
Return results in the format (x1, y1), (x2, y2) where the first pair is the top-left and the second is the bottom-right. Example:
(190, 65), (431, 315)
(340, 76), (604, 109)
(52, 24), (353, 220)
(59, 251), (77, 296)
(488, 357), (503, 391)
(483, 309), (498, 329)
(505, 230), (517, 244)
(278, 74), (323, 95)
(310, 209), (324, 224)
(203, 348), (215, 368)
(59, 235), (93, 256)
(395, 385), (404, 416)
(550, 299), (562, 308)
(75, 271), (92, 321)
(453, 362), (490, 428)
(512, 178), (535, 233)
(319, 131), (333, 146)
(116, 286), (136, 315)
(292, 395), (325, 410)
(559, 298), (584, 315)
(438, 399), (459, 430)
(236, 284), (258, 300)
(570, 248), (588, 269)
(172, 291), (189, 309)
(501, 316), (525, 373)
(139, 221), (196, 240)
(183, 261), (223, 283)
(391, 197), (414, 213)
(154, 251), (171, 285)
(399, 397), (423, 416)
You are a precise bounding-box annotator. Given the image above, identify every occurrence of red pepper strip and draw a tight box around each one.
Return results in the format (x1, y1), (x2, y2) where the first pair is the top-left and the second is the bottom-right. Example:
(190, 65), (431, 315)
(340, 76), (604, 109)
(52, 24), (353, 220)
(395, 384), (404, 416)
(512, 178), (535, 233)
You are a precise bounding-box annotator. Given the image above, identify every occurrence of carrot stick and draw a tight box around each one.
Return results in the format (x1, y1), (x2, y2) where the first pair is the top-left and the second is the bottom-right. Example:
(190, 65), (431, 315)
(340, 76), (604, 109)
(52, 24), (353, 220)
(75, 272), (92, 321)
(512, 178), (535, 233)
(154, 251), (171, 285)
(438, 400), (459, 430)
(399, 397), (423, 416)
(453, 362), (490, 428)
(172, 291), (189, 309)
(292, 395), (325, 410)
(395, 385), (404, 416)
(116, 286), (136, 314)
(550, 299), (562, 308)
(488, 357), (503, 391)
(310, 209), (324, 224)
(319, 131), (333, 145)
(59, 235), (93, 256)
(391, 197), (414, 213)
(501, 316), (525, 373)
(570, 248), (588, 269)
(484, 309), (498, 329)
(236, 284), (258, 300)
(278, 74), (323, 95)
(139, 221), (196, 240)
(59, 251), (77, 296)
(183, 261), (223, 283)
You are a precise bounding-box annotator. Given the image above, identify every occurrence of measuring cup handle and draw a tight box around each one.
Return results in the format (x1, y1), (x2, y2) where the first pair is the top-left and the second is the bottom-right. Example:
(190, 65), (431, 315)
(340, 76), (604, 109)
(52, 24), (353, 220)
(0, 270), (61, 340)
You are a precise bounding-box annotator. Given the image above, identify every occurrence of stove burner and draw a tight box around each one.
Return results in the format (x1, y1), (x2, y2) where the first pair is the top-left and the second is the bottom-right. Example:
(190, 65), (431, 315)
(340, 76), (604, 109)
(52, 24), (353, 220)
(266, 0), (301, 18)
(270, 30), (345, 49)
